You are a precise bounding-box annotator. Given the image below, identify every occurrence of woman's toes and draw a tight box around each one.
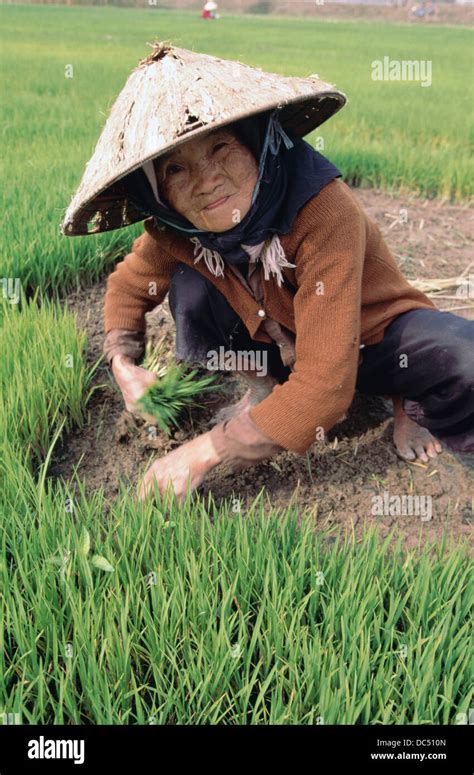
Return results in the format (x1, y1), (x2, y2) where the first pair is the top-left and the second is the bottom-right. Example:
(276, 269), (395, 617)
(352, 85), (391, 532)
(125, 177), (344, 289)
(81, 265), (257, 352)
(415, 429), (443, 461)
(395, 441), (416, 461)
(414, 444), (429, 463)
(424, 436), (442, 458)
(393, 408), (444, 463)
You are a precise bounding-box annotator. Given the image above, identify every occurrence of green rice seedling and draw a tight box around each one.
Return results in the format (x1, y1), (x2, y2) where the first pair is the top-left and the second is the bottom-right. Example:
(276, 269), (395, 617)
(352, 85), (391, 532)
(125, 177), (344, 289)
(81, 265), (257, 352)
(1, 478), (472, 725)
(135, 335), (226, 434)
(136, 362), (224, 435)
(0, 289), (99, 468)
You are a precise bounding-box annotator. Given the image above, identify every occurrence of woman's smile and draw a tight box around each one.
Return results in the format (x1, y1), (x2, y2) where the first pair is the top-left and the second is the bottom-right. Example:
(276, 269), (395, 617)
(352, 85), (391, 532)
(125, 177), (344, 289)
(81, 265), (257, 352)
(203, 194), (232, 211)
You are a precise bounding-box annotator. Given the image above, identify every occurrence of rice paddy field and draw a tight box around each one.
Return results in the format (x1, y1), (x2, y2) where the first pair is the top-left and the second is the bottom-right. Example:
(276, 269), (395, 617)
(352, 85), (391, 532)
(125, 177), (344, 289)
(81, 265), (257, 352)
(0, 3), (473, 728)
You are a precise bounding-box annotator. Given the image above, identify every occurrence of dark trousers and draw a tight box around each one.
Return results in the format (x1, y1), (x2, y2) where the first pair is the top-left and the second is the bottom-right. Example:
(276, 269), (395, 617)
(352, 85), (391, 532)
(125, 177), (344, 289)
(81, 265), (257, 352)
(169, 263), (474, 453)
(169, 263), (292, 382)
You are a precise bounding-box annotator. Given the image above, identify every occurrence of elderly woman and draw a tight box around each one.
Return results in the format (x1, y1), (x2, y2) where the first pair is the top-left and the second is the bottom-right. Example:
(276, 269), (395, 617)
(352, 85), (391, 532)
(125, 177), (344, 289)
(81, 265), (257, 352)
(101, 108), (474, 501)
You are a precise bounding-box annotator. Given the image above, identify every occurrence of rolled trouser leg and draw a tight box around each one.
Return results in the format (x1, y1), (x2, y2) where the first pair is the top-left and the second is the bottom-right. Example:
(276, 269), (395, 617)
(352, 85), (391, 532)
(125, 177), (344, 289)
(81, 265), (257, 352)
(356, 308), (474, 453)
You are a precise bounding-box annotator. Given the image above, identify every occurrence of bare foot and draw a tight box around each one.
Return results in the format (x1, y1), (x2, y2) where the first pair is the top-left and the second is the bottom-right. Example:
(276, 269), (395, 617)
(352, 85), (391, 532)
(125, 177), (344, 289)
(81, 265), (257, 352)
(392, 396), (442, 463)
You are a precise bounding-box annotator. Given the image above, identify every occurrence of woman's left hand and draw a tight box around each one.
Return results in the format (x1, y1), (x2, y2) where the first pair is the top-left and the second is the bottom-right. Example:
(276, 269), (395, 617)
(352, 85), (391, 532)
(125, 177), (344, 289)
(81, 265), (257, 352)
(138, 431), (221, 503)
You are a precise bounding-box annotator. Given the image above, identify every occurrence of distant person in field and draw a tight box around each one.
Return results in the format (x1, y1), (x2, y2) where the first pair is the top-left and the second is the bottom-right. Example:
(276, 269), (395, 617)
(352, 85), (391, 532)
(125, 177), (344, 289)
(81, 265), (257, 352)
(102, 109), (474, 501)
(202, 1), (219, 20)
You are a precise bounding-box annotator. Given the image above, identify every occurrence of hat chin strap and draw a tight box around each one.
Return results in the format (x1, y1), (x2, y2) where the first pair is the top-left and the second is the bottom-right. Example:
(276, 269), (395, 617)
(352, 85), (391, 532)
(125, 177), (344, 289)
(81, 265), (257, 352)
(251, 111), (294, 207)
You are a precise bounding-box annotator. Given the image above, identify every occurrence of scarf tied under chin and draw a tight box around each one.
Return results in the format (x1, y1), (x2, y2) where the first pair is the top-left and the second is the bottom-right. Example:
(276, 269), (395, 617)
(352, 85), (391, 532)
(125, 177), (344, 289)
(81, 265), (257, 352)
(189, 233), (296, 287)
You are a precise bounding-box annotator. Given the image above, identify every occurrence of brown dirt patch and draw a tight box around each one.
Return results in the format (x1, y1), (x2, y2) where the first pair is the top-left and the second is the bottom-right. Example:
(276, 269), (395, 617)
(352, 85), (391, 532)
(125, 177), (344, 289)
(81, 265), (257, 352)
(50, 185), (474, 551)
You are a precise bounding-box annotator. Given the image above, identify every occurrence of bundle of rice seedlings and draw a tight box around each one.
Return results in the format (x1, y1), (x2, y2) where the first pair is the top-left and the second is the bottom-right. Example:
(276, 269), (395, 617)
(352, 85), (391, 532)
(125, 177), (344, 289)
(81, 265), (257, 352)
(136, 337), (224, 434)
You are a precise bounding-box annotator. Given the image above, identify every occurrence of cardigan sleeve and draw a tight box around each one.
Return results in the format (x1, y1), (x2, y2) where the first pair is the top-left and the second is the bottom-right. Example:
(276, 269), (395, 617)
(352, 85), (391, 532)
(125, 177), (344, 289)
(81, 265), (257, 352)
(247, 189), (367, 455)
(103, 221), (178, 335)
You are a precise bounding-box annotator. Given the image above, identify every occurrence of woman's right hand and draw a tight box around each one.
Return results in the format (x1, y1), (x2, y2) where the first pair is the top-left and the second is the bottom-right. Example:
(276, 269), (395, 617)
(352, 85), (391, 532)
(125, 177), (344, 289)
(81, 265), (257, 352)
(111, 353), (158, 422)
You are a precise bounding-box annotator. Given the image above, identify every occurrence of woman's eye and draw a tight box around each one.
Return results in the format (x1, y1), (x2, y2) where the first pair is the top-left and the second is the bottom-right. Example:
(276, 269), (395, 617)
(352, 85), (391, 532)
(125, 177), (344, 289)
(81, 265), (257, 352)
(213, 142), (228, 152)
(166, 164), (183, 176)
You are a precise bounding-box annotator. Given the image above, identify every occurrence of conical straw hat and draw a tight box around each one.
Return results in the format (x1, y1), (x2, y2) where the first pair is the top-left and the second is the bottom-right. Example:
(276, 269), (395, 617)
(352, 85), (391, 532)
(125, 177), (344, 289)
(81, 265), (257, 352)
(61, 41), (347, 237)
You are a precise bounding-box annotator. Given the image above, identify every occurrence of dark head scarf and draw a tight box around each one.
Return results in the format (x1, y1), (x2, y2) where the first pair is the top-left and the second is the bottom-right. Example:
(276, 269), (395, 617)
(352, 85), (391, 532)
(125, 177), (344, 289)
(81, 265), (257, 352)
(123, 108), (342, 265)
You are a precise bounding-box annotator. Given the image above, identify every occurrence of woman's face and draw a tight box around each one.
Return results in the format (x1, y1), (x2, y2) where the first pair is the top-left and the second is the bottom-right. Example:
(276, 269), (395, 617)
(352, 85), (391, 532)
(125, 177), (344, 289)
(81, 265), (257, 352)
(153, 127), (259, 232)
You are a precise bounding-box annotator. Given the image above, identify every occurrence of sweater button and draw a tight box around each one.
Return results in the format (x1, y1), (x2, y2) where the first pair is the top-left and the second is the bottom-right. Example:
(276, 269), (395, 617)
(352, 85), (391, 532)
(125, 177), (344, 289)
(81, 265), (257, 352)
(257, 309), (266, 318)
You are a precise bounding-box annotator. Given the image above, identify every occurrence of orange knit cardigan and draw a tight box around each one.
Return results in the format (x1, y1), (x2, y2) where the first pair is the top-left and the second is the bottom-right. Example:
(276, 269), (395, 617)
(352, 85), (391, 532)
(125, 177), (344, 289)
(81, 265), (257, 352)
(103, 178), (436, 454)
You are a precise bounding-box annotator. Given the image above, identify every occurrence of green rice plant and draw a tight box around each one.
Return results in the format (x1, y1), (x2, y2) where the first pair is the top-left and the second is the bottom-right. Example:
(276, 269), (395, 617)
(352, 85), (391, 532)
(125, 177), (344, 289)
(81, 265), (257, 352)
(136, 362), (224, 435)
(1, 477), (472, 725)
(135, 335), (226, 433)
(0, 289), (99, 469)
